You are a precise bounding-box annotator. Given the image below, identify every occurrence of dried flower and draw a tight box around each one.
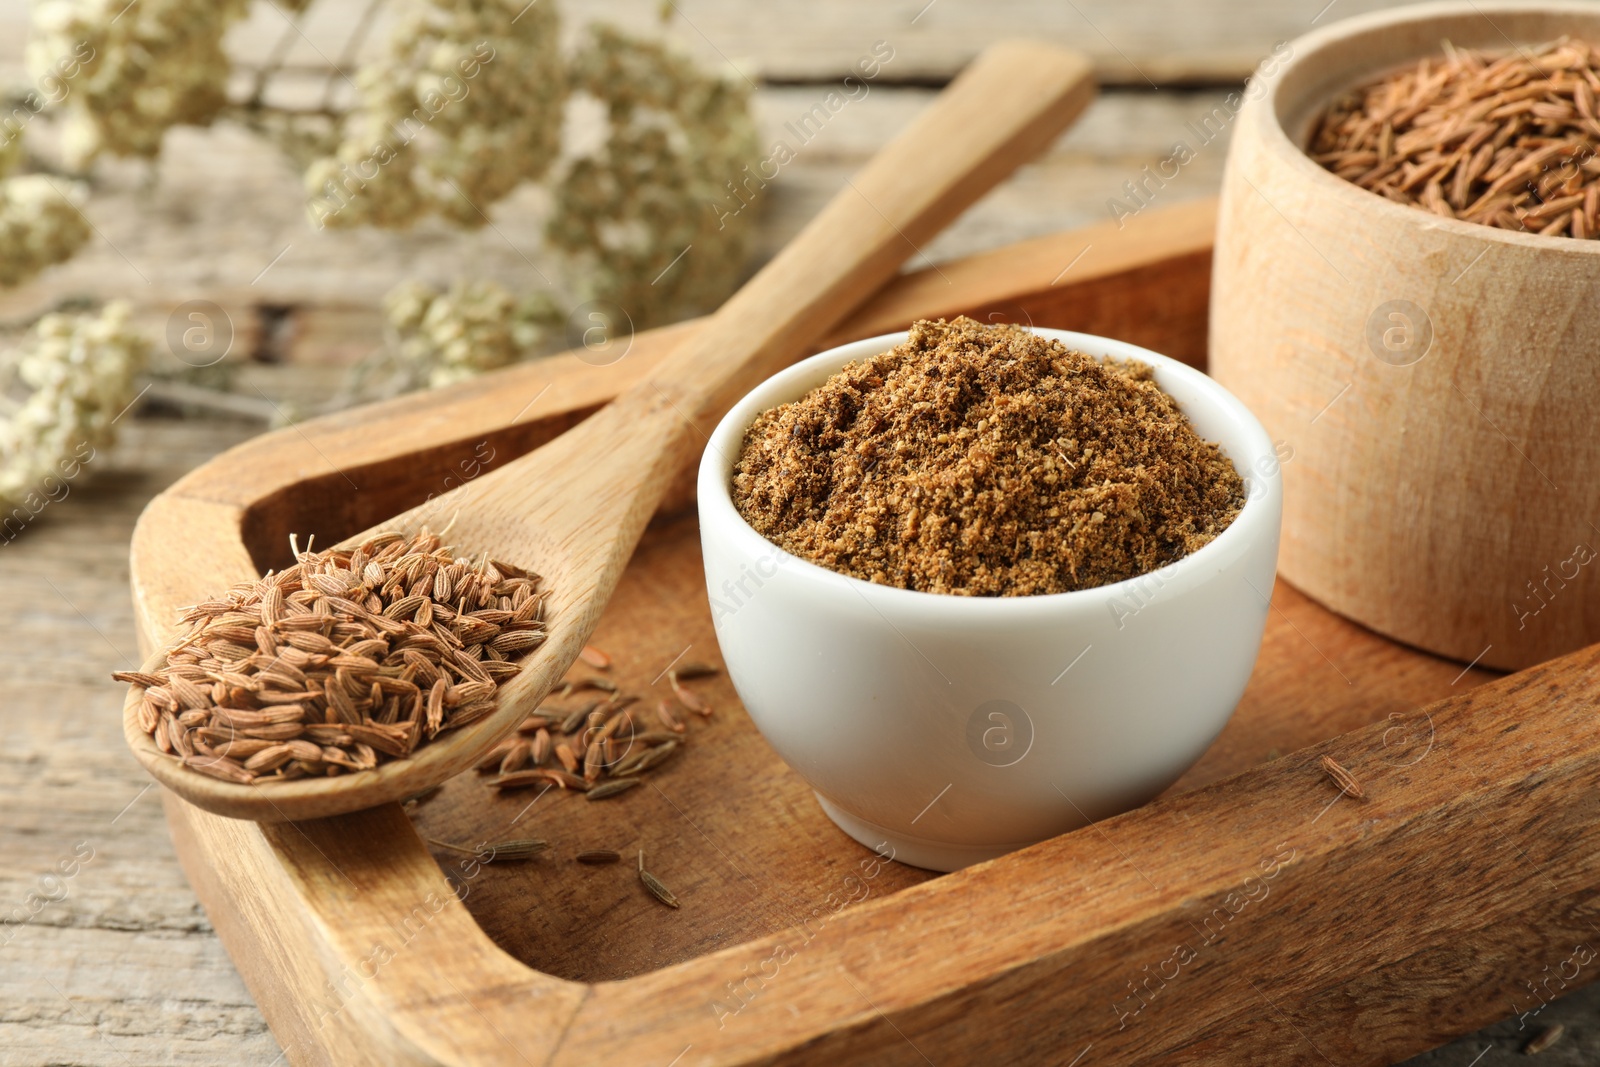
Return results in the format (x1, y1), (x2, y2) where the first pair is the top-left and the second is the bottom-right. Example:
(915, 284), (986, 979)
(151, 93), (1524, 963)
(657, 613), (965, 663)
(0, 177), (92, 287)
(0, 302), (148, 517)
(357, 278), (557, 394)
(31, 0), (250, 168)
(547, 23), (762, 328)
(306, 0), (566, 231)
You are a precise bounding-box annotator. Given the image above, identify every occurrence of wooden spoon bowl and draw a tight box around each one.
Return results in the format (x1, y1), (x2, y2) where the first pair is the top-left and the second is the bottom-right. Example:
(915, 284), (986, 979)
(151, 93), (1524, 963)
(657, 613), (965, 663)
(123, 40), (1097, 821)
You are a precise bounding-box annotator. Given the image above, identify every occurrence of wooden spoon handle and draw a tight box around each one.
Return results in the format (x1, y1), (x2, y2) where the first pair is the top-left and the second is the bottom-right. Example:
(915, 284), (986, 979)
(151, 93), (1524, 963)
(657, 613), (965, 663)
(430, 39), (1096, 559)
(653, 40), (1096, 430)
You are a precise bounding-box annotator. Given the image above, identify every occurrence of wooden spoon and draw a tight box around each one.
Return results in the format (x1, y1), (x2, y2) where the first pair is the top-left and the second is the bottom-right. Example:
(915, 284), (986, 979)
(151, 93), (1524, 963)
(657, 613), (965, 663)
(124, 40), (1097, 821)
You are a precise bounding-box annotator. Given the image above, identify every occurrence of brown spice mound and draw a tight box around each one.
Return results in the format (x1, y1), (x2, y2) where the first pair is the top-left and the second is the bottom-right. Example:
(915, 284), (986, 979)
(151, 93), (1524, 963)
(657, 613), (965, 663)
(730, 318), (1245, 597)
(1308, 37), (1600, 238)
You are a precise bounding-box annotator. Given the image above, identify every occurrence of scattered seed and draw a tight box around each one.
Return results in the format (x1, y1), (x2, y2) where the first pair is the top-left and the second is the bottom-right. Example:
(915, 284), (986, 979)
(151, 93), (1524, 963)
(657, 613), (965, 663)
(400, 783), (444, 809)
(483, 839), (551, 862)
(1318, 755), (1367, 801)
(655, 699), (686, 733)
(669, 671), (712, 716)
(579, 645), (613, 670)
(614, 741), (679, 777)
(1525, 1023), (1564, 1054)
(587, 778), (641, 801)
(576, 849), (622, 865)
(609, 747), (650, 776)
(560, 701), (599, 735)
(428, 837), (550, 861)
(639, 867), (680, 909)
(630, 730), (681, 745)
(491, 768), (589, 791)
(498, 739), (532, 775)
(671, 662), (720, 680)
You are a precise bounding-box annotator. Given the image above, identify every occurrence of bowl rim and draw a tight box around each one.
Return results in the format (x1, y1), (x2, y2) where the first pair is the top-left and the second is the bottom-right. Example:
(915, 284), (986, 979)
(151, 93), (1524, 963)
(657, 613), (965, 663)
(1250, 0), (1600, 256)
(697, 327), (1282, 622)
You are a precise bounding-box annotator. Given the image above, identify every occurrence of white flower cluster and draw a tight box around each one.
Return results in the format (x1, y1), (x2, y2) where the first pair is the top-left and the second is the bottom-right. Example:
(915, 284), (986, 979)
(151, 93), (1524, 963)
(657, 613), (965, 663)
(546, 24), (762, 329)
(0, 176), (92, 287)
(384, 279), (530, 388)
(0, 302), (148, 514)
(30, 0), (250, 169)
(0, 114), (23, 179)
(306, 0), (565, 230)
(0, 30), (94, 290)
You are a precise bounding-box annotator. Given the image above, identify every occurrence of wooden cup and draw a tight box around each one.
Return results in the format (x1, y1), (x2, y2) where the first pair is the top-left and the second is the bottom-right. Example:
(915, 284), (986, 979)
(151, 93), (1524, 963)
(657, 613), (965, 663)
(1211, 1), (1600, 671)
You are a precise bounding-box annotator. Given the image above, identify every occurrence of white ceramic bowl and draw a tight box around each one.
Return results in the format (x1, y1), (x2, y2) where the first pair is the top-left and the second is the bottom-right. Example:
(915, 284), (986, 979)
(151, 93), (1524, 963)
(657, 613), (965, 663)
(698, 329), (1283, 871)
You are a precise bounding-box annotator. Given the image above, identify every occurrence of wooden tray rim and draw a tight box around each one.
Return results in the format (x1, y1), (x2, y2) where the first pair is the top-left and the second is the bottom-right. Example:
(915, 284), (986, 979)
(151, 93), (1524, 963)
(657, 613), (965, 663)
(126, 198), (1600, 1066)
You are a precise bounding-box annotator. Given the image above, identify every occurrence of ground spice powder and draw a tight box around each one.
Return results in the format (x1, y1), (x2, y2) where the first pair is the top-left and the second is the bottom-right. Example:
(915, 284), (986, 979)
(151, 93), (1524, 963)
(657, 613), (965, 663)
(730, 317), (1246, 597)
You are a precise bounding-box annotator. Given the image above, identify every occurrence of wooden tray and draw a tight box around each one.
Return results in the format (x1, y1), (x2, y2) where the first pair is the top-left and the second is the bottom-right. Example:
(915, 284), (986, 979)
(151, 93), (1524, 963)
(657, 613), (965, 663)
(127, 198), (1600, 1066)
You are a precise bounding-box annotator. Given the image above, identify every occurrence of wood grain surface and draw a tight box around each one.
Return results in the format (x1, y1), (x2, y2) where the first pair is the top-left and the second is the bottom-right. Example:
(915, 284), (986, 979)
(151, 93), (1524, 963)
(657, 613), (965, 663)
(0, 86), (1238, 378)
(110, 199), (1600, 1066)
(215, 0), (1432, 86)
(15, 414), (1599, 1066)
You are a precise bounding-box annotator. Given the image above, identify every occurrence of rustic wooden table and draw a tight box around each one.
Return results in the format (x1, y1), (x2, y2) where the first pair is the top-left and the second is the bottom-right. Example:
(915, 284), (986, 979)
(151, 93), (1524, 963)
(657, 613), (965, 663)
(2, 1), (1594, 1063)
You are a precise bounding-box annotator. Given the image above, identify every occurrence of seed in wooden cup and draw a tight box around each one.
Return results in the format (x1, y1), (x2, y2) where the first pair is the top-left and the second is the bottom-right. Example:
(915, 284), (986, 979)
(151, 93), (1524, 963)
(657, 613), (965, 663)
(284, 739), (324, 762)
(183, 754), (254, 784)
(244, 742), (296, 777)
(166, 717), (195, 758)
(346, 722), (411, 758)
(215, 738), (276, 760)
(1309, 37), (1600, 239)
(243, 722), (307, 741)
(112, 670), (167, 689)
